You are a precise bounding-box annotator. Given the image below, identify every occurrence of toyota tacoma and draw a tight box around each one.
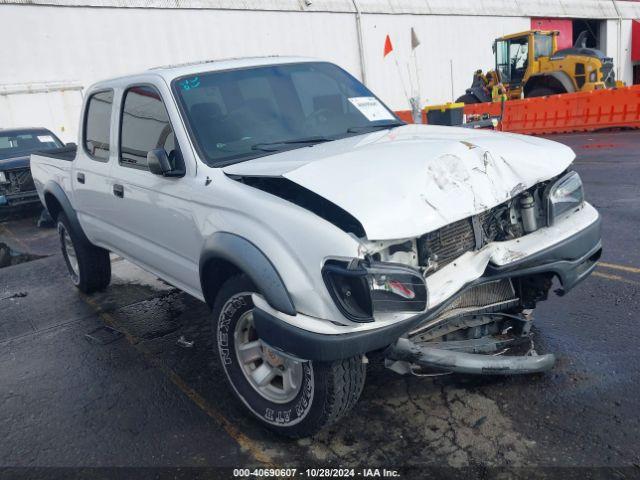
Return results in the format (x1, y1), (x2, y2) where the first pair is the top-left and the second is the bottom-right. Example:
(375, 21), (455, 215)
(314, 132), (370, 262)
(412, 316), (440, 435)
(30, 57), (602, 437)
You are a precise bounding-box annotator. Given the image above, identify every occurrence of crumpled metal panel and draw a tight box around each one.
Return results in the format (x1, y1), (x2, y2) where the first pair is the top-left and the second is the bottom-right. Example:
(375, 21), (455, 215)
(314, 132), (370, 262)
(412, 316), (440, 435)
(0, 0), (634, 18)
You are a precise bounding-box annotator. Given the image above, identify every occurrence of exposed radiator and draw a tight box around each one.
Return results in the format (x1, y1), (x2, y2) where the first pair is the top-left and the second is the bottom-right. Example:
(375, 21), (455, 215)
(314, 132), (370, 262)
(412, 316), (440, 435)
(1, 168), (36, 196)
(417, 201), (520, 273)
(409, 279), (519, 338)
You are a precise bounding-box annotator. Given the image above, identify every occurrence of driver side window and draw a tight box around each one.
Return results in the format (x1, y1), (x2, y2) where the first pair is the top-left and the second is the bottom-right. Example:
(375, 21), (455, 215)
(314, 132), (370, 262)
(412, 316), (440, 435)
(120, 85), (183, 171)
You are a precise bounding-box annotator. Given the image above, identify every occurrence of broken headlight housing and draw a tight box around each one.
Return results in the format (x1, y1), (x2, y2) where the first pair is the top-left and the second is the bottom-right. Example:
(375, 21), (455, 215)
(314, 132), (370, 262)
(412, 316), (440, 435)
(546, 171), (584, 226)
(322, 259), (427, 323)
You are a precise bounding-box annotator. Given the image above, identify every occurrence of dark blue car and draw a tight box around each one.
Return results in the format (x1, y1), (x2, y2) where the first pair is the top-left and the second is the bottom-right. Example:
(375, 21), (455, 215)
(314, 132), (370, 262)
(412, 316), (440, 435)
(0, 128), (64, 212)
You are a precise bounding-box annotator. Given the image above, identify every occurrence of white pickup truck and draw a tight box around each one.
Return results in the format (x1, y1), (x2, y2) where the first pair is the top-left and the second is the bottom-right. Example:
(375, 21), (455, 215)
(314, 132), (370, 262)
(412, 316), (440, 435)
(31, 57), (601, 437)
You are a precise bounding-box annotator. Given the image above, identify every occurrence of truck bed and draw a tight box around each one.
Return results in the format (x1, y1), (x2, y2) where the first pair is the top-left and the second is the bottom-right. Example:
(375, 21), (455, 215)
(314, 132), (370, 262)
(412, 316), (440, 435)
(34, 145), (77, 162)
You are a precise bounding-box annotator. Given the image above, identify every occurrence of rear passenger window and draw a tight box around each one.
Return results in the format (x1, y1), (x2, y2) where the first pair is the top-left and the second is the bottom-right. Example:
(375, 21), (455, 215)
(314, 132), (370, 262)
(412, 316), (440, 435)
(84, 90), (113, 161)
(120, 85), (178, 170)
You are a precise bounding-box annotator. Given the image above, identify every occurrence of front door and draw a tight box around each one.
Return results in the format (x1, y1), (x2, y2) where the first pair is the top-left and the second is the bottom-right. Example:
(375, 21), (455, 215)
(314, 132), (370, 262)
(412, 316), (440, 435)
(496, 36), (529, 87)
(107, 83), (202, 296)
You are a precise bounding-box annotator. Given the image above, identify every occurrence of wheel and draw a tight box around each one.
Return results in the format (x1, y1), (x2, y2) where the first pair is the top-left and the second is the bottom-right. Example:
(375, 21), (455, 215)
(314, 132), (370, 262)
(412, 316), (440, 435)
(456, 93), (480, 104)
(213, 275), (366, 438)
(526, 87), (561, 98)
(57, 212), (111, 293)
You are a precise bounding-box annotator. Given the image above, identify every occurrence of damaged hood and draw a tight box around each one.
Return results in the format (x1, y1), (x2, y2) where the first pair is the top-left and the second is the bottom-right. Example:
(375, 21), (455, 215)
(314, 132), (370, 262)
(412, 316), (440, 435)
(223, 125), (575, 240)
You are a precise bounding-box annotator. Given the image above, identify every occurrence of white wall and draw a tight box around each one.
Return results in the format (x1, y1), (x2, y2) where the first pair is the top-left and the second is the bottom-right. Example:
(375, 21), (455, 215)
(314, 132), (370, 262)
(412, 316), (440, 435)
(360, 14), (529, 108)
(0, 2), (636, 142)
(1, 5), (363, 142)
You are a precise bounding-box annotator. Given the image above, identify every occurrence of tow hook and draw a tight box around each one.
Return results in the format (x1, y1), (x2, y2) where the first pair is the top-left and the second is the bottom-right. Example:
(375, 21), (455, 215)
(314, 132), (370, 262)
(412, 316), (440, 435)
(385, 338), (556, 376)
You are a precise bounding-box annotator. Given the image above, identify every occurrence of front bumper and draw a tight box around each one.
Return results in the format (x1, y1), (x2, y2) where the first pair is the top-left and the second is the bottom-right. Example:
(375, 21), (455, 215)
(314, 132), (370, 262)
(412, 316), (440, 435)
(253, 213), (602, 362)
(0, 190), (41, 209)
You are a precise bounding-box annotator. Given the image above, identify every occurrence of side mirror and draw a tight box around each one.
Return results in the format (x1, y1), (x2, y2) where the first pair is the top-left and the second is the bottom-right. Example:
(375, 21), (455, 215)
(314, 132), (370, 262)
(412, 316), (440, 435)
(66, 142), (77, 148)
(147, 148), (173, 176)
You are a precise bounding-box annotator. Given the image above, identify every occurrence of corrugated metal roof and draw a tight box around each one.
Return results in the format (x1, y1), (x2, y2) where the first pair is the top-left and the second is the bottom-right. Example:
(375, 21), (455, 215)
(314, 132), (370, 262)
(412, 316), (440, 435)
(0, 0), (637, 18)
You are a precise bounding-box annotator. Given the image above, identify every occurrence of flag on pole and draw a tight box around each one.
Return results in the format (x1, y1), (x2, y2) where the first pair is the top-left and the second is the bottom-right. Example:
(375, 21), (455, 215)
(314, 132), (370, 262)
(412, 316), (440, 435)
(383, 34), (393, 57)
(411, 27), (420, 50)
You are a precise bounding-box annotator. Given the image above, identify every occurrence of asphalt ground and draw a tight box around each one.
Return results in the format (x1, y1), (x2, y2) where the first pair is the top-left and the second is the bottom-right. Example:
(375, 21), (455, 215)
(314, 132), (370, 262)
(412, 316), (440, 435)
(1, 129), (639, 479)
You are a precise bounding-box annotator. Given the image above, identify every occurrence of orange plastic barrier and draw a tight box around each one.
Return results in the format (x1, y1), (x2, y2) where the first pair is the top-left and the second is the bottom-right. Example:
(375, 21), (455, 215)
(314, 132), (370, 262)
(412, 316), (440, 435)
(394, 110), (415, 124)
(464, 85), (640, 135)
(397, 85), (640, 135)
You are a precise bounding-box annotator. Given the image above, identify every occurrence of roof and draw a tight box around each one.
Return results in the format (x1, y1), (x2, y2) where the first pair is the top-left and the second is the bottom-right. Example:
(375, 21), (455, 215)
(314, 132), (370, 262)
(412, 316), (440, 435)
(0, 0), (640, 19)
(2, 0), (640, 20)
(0, 127), (52, 134)
(149, 55), (317, 80)
(90, 55), (318, 88)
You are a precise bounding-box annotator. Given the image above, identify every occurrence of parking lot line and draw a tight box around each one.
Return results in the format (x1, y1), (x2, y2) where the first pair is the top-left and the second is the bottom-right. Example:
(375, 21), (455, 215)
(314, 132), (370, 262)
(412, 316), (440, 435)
(79, 293), (276, 467)
(592, 271), (640, 287)
(597, 262), (640, 275)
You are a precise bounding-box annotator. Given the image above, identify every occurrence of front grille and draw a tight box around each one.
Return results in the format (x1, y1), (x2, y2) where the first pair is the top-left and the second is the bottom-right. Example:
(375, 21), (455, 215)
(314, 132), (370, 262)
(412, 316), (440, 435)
(440, 279), (517, 315)
(417, 201), (520, 273)
(0, 168), (35, 196)
(409, 279), (519, 339)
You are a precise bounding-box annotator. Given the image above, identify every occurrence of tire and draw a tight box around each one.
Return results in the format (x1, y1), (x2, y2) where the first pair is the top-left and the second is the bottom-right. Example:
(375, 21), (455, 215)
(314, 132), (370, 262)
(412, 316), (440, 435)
(456, 93), (480, 104)
(213, 274), (366, 438)
(57, 212), (111, 293)
(526, 87), (560, 98)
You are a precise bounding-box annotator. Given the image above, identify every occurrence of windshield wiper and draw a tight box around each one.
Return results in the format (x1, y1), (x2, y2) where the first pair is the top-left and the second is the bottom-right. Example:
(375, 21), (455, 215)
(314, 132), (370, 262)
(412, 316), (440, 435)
(346, 122), (405, 133)
(251, 136), (332, 152)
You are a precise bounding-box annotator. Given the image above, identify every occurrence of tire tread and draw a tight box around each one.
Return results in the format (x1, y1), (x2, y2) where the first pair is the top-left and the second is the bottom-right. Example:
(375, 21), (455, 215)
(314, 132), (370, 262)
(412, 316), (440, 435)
(58, 212), (111, 293)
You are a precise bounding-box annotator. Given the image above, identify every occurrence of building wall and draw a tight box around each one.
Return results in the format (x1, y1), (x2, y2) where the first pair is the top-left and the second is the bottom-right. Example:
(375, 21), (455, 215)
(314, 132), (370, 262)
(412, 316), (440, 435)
(0, 1), (638, 142)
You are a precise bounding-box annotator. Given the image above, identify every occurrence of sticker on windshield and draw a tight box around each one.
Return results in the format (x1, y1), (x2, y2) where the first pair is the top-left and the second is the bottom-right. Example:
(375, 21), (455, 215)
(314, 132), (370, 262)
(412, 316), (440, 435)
(179, 76), (201, 91)
(37, 135), (54, 143)
(348, 97), (395, 122)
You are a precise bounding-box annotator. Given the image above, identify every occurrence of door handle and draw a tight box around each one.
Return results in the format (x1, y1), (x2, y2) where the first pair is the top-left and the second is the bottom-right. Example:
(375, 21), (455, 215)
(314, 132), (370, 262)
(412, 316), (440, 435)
(113, 184), (124, 198)
(77, 172), (85, 184)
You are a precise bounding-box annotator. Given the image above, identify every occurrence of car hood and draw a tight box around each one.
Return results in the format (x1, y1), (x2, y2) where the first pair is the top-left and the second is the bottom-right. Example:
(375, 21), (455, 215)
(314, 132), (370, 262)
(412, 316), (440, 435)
(0, 155), (30, 170)
(223, 124), (575, 240)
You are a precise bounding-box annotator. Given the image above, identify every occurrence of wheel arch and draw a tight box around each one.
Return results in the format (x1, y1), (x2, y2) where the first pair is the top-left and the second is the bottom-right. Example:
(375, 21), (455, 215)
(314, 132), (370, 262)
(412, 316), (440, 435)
(199, 232), (296, 316)
(43, 181), (90, 243)
(524, 72), (575, 97)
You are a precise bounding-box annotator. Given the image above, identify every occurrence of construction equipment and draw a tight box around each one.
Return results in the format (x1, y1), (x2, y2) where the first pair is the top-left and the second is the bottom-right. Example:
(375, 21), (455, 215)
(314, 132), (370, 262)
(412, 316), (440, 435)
(457, 30), (623, 104)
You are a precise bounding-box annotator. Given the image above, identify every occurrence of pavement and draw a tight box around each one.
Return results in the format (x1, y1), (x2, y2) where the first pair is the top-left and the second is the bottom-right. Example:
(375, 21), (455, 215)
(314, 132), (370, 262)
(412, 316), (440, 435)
(1, 129), (640, 478)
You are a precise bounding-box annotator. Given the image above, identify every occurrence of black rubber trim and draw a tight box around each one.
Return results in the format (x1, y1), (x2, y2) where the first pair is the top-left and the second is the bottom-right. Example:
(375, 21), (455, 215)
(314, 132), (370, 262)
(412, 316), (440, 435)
(253, 307), (428, 362)
(43, 181), (91, 244)
(484, 212), (602, 292)
(253, 215), (602, 361)
(200, 232), (296, 316)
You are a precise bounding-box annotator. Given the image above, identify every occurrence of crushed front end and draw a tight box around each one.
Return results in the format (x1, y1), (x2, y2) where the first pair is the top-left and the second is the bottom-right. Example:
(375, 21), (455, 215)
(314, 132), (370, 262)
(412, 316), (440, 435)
(357, 170), (602, 376)
(0, 163), (40, 211)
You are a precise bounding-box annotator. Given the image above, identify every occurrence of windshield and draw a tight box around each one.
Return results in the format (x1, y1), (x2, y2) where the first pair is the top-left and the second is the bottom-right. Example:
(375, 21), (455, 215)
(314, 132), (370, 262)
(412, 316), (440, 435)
(172, 62), (401, 167)
(0, 130), (64, 160)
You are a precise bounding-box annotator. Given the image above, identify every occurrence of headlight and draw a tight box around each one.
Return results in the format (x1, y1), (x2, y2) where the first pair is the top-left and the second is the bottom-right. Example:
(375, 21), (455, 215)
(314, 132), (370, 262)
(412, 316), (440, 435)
(322, 259), (428, 322)
(589, 71), (597, 82)
(546, 171), (584, 225)
(0, 171), (7, 183)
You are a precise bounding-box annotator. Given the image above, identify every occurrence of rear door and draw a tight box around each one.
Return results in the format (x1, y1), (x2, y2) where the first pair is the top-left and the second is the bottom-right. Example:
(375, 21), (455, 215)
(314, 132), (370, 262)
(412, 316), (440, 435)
(73, 89), (118, 247)
(105, 81), (202, 295)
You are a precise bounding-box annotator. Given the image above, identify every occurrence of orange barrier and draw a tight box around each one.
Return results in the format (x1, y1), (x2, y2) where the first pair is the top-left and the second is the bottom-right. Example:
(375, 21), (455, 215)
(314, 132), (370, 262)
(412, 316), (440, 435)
(465, 85), (640, 135)
(396, 85), (640, 135)
(394, 110), (416, 124)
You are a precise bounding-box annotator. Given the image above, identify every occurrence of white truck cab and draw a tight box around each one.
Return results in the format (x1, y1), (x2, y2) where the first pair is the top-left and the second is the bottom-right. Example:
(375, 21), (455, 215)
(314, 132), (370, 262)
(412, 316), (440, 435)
(31, 57), (601, 437)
